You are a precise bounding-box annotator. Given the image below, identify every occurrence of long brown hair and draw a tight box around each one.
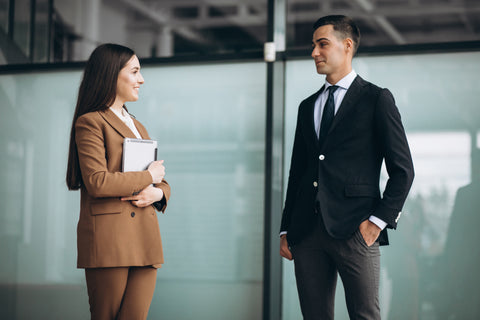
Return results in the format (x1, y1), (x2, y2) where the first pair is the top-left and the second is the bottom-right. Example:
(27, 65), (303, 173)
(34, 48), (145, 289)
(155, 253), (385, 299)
(66, 43), (135, 190)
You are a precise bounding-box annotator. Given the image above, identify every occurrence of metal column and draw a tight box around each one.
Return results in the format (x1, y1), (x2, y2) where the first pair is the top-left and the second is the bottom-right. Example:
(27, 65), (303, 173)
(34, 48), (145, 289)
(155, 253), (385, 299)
(263, 0), (286, 319)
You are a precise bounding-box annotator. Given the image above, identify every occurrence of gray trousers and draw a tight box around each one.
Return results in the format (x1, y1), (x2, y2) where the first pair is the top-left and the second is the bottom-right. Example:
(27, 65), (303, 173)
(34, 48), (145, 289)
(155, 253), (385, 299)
(291, 214), (381, 320)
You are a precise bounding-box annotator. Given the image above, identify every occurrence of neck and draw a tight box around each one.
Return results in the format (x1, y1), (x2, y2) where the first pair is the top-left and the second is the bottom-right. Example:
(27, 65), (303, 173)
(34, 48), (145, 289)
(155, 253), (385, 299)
(109, 99), (124, 112)
(326, 67), (352, 85)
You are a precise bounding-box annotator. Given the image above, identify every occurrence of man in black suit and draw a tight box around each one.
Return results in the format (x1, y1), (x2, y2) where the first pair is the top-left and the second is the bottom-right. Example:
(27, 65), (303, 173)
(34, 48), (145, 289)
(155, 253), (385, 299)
(280, 15), (414, 319)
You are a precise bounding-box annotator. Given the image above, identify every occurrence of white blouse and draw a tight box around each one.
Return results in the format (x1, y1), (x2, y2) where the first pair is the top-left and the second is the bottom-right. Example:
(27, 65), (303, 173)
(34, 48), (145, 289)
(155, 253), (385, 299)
(110, 107), (142, 139)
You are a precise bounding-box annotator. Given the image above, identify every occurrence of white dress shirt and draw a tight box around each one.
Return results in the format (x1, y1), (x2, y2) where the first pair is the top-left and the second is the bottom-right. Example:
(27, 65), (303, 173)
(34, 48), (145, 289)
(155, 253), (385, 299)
(110, 106), (142, 139)
(314, 70), (357, 137)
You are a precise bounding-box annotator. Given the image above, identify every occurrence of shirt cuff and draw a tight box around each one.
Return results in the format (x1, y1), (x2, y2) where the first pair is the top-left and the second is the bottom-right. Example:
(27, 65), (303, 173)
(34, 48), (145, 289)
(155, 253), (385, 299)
(152, 198), (166, 211)
(369, 215), (387, 230)
(279, 231), (287, 237)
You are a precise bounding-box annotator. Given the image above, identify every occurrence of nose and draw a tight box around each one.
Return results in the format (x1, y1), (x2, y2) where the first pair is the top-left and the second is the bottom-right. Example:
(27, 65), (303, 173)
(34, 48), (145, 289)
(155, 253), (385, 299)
(138, 72), (144, 84)
(311, 46), (318, 59)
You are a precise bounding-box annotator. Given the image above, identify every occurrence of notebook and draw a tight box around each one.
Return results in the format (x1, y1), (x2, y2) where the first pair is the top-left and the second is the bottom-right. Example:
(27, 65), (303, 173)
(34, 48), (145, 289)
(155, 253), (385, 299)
(122, 138), (158, 172)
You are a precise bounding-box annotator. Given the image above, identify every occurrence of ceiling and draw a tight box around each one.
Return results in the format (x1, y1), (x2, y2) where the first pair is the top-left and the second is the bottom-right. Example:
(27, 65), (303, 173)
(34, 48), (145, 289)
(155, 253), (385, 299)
(107, 0), (480, 56)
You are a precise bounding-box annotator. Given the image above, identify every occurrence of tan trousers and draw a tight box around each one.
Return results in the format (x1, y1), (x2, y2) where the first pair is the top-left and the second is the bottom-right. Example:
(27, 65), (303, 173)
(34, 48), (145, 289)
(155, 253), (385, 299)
(85, 266), (157, 320)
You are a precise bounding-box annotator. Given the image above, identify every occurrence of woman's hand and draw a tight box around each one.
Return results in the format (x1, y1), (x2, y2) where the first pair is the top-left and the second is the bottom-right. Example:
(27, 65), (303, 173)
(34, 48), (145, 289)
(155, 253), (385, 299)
(148, 160), (165, 184)
(121, 185), (164, 207)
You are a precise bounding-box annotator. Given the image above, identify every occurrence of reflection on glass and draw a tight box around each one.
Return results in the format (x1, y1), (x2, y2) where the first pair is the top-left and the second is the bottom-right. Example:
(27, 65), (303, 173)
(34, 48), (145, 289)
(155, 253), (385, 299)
(283, 52), (480, 319)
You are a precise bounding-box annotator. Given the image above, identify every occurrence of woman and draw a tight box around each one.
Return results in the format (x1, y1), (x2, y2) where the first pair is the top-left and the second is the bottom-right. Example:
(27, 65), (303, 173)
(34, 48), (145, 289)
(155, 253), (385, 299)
(66, 43), (170, 320)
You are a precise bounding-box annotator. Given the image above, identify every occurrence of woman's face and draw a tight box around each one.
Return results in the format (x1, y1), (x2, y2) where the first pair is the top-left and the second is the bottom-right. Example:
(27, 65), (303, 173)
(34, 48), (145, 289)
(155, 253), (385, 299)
(116, 55), (144, 104)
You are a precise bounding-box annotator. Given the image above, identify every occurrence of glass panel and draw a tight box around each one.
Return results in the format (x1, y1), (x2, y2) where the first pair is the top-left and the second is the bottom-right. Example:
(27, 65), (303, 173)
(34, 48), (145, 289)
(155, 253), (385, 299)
(286, 0), (480, 51)
(33, 0), (50, 63)
(13, 0), (30, 56)
(0, 0), (8, 33)
(0, 61), (266, 319)
(282, 51), (480, 319)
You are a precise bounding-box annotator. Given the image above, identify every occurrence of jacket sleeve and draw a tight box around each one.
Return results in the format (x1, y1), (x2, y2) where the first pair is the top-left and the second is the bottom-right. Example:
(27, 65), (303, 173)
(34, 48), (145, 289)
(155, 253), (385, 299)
(153, 179), (171, 212)
(75, 113), (153, 198)
(280, 102), (308, 233)
(373, 89), (415, 228)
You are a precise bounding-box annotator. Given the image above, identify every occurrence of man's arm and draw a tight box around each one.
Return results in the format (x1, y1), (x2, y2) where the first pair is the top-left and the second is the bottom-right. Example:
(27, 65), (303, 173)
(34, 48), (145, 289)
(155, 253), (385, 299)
(373, 88), (415, 228)
(280, 234), (293, 260)
(280, 101), (309, 234)
(280, 101), (310, 259)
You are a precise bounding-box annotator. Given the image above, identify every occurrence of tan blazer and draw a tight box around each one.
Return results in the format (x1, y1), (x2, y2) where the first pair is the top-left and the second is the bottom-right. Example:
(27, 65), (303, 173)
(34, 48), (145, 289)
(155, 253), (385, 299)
(75, 108), (171, 269)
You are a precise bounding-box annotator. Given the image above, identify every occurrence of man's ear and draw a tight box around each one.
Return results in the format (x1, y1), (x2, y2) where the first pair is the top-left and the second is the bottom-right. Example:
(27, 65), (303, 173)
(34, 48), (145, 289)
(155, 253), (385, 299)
(344, 38), (354, 54)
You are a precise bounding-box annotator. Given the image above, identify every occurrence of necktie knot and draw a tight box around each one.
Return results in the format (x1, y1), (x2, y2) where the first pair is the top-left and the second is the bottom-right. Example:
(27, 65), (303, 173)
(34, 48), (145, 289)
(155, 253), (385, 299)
(328, 85), (339, 95)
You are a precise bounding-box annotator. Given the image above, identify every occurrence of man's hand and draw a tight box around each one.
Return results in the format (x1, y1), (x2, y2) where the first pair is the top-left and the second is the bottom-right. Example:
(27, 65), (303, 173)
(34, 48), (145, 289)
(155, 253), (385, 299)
(280, 234), (293, 260)
(121, 185), (164, 208)
(359, 219), (381, 247)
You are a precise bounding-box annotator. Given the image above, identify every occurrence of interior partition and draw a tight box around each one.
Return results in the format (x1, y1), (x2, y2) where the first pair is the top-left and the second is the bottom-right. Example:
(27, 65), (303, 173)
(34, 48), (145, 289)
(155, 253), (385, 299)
(0, 61), (267, 320)
(282, 51), (480, 320)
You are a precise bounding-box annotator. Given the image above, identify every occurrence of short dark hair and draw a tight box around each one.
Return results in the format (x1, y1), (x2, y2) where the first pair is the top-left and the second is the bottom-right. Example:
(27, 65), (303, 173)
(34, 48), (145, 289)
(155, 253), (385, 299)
(66, 43), (135, 190)
(313, 15), (361, 55)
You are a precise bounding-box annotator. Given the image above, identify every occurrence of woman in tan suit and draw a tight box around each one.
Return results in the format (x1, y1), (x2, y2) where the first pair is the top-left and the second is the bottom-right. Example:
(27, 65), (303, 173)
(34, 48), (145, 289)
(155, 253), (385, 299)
(66, 43), (170, 320)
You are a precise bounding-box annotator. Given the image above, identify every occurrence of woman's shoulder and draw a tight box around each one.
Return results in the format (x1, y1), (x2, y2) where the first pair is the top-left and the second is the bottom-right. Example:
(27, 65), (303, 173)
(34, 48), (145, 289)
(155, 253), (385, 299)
(78, 110), (103, 121)
(75, 111), (108, 132)
(76, 110), (108, 125)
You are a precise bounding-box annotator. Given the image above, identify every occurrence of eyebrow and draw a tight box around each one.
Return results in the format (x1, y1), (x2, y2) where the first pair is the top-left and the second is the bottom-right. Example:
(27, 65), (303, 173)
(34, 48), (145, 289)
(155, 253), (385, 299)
(312, 37), (330, 44)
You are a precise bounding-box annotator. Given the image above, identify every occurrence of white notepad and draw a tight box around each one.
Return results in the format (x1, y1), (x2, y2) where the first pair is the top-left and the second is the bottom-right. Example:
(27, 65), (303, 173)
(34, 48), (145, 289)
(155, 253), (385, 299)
(122, 138), (157, 172)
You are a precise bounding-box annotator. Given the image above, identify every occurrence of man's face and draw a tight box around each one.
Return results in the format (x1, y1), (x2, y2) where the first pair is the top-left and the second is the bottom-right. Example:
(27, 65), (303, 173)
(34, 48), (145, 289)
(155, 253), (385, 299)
(311, 24), (351, 78)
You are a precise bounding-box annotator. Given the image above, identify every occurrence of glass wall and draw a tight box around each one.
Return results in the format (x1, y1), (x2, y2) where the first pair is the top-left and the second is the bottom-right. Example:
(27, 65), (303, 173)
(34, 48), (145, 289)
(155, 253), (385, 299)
(282, 51), (480, 319)
(0, 61), (266, 320)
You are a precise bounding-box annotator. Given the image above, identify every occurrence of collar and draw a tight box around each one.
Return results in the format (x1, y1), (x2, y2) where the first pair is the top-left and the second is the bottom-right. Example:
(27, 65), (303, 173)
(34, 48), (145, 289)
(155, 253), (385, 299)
(324, 69), (357, 91)
(109, 106), (130, 120)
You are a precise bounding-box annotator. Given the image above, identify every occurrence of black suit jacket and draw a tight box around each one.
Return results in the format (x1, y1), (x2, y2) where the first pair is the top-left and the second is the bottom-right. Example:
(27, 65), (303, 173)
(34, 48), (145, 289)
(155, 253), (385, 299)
(281, 75), (414, 246)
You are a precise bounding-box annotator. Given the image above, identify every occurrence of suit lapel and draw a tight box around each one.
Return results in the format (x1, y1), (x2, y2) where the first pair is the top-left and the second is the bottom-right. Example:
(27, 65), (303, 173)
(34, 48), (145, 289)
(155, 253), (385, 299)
(307, 86), (324, 148)
(328, 75), (366, 134)
(132, 117), (149, 139)
(98, 108), (138, 139)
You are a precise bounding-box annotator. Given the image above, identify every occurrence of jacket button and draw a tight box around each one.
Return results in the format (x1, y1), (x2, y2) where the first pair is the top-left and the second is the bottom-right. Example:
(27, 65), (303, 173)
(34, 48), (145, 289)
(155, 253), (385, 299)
(319, 154), (325, 160)
(131, 212), (135, 218)
(313, 181), (318, 187)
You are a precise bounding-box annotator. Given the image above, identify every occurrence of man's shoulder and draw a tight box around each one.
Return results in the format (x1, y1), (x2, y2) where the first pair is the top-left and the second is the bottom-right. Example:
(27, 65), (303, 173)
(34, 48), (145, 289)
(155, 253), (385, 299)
(354, 75), (386, 95)
(300, 88), (322, 106)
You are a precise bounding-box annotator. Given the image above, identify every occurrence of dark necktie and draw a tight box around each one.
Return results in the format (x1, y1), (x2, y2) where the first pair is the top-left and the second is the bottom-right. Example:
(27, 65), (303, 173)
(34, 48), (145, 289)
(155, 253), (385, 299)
(319, 85), (339, 144)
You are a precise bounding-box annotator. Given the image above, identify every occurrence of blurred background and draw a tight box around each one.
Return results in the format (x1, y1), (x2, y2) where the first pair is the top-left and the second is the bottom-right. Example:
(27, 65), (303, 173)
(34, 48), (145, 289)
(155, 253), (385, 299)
(1, 0), (480, 64)
(1, 0), (480, 319)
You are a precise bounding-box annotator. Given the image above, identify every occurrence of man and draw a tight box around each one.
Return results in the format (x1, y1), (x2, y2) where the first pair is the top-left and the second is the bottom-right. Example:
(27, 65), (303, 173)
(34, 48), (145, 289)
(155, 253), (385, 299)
(280, 15), (414, 319)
